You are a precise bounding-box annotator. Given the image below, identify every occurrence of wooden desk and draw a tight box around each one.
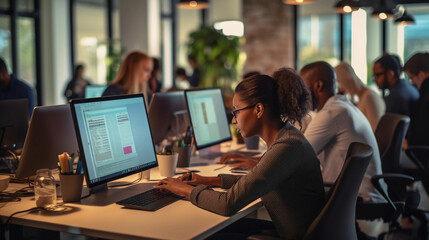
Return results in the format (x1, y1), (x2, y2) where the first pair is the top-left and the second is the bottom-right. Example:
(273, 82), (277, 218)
(0, 143), (264, 240)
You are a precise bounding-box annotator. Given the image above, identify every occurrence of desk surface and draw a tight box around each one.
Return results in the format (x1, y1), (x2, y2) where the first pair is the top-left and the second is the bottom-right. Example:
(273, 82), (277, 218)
(0, 142), (264, 240)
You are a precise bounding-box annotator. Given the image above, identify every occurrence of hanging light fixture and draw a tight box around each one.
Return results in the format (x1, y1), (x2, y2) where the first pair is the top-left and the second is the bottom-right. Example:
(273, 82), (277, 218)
(334, 0), (360, 14)
(283, 0), (315, 5)
(371, 0), (395, 20)
(178, 0), (209, 9)
(394, 8), (415, 26)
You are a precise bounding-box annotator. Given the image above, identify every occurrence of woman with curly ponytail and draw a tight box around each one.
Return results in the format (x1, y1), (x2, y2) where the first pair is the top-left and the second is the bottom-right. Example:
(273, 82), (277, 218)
(156, 68), (326, 239)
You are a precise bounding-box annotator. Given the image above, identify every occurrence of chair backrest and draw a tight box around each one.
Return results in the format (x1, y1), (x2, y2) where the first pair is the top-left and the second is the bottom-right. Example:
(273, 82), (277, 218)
(304, 142), (373, 240)
(374, 113), (410, 173)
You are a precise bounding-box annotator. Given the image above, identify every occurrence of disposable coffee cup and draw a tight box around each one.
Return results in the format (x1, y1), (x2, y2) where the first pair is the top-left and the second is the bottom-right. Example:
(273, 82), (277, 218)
(157, 153), (179, 177)
(245, 136), (260, 150)
(173, 146), (192, 168)
(59, 174), (84, 202)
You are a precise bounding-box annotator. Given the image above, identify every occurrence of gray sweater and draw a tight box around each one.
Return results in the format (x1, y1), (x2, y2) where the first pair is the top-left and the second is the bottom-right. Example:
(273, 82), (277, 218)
(190, 122), (326, 239)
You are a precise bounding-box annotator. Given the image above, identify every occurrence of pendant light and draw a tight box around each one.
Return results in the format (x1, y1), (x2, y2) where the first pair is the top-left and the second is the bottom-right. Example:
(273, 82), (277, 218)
(334, 0), (360, 14)
(178, 0), (209, 9)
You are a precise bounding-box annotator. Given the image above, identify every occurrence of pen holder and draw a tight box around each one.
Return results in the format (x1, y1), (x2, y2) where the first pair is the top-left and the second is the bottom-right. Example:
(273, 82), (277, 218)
(173, 146), (192, 168)
(59, 174), (84, 202)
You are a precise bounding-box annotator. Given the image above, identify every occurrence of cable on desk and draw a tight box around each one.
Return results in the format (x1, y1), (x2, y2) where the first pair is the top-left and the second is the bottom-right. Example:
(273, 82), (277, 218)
(80, 192), (92, 200)
(4, 207), (42, 228)
(0, 186), (34, 204)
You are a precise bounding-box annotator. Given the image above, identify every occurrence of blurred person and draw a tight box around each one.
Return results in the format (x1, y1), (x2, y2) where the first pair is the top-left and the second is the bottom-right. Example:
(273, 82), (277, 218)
(175, 55), (201, 88)
(149, 58), (162, 96)
(373, 54), (419, 116)
(403, 53), (429, 147)
(102, 51), (153, 104)
(0, 57), (36, 117)
(64, 64), (91, 100)
(156, 69), (325, 240)
(335, 62), (385, 131)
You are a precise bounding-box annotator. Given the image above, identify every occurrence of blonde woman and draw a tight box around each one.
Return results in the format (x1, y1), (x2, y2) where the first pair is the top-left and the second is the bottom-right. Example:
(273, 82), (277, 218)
(335, 62), (385, 131)
(102, 51), (153, 103)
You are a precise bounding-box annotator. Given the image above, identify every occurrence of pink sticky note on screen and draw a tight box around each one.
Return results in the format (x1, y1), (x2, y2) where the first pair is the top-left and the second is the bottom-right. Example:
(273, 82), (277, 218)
(123, 146), (132, 155)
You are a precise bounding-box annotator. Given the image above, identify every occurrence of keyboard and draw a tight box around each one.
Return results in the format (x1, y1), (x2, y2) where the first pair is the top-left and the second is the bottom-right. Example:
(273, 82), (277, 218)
(116, 188), (183, 211)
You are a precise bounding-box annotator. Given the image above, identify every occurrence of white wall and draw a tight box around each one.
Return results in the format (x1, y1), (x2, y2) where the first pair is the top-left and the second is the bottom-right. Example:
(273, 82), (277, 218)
(119, 0), (149, 54)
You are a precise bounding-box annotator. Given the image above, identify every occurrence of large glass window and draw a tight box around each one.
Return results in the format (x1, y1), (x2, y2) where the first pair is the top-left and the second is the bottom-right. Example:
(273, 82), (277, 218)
(74, 0), (108, 84)
(404, 13), (429, 59)
(17, 18), (35, 86)
(297, 14), (340, 70)
(0, 16), (11, 70)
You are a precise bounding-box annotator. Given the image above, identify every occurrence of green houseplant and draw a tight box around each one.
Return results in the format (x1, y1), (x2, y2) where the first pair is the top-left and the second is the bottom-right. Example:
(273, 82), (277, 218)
(187, 25), (242, 90)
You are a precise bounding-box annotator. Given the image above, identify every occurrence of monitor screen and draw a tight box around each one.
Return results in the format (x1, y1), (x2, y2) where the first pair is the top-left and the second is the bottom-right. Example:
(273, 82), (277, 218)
(85, 85), (107, 98)
(184, 88), (232, 150)
(148, 91), (189, 145)
(0, 99), (29, 150)
(15, 105), (79, 178)
(70, 94), (157, 189)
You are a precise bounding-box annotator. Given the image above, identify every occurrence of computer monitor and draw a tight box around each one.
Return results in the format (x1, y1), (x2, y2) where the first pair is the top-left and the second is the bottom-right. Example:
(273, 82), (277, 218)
(0, 99), (29, 150)
(85, 85), (107, 98)
(184, 88), (232, 150)
(70, 94), (157, 193)
(15, 105), (79, 179)
(148, 91), (189, 145)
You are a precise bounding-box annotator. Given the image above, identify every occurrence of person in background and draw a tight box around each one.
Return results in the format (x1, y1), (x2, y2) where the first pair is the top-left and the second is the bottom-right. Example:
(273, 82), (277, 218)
(64, 64), (91, 100)
(155, 69), (326, 239)
(175, 55), (201, 88)
(335, 62), (385, 131)
(149, 58), (162, 98)
(102, 51), (153, 104)
(403, 53), (429, 148)
(0, 57), (36, 117)
(373, 54), (419, 116)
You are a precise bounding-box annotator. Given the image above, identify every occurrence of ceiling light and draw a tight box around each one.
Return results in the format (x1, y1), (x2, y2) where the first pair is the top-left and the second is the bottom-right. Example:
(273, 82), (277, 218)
(283, 0), (315, 5)
(178, 0), (209, 9)
(334, 0), (360, 14)
(371, 0), (395, 20)
(394, 9), (415, 26)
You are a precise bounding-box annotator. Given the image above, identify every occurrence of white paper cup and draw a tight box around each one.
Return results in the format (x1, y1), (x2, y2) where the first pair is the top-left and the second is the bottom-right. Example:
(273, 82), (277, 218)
(157, 153), (179, 177)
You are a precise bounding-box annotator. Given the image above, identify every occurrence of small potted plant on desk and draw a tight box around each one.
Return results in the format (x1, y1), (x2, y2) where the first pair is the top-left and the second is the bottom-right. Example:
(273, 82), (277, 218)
(156, 146), (178, 178)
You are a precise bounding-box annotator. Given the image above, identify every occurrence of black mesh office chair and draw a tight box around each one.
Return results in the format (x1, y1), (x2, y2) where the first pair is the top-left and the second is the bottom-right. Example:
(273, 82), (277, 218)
(303, 142), (373, 240)
(356, 114), (415, 224)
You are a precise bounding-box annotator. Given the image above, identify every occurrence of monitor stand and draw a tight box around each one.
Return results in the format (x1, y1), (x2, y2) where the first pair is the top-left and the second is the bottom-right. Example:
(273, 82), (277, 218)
(89, 183), (108, 195)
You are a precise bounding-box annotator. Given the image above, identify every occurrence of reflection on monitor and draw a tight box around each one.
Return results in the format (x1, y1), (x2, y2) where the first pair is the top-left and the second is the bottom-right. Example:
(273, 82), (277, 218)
(15, 105), (79, 178)
(0, 99), (29, 150)
(85, 85), (107, 98)
(185, 88), (232, 149)
(70, 94), (157, 192)
(148, 91), (189, 145)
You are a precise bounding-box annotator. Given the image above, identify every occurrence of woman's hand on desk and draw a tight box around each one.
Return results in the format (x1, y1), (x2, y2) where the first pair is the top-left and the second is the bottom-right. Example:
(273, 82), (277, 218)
(219, 153), (259, 169)
(155, 178), (193, 199)
(178, 173), (222, 188)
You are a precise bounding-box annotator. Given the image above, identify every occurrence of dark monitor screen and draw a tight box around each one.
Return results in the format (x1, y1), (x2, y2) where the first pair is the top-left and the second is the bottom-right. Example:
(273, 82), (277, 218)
(70, 94), (157, 189)
(148, 91), (189, 145)
(184, 88), (232, 150)
(85, 85), (107, 98)
(15, 105), (79, 178)
(0, 99), (29, 150)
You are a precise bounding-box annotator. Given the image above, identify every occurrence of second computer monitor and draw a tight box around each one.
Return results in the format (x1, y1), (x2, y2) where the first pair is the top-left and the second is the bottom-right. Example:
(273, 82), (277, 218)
(184, 88), (232, 150)
(148, 91), (189, 145)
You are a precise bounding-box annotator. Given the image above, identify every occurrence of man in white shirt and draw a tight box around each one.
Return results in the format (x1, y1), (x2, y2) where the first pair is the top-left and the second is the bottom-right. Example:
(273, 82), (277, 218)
(299, 61), (384, 203)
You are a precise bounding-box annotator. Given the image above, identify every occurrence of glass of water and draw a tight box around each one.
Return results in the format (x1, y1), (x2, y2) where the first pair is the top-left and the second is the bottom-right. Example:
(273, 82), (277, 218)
(34, 169), (57, 209)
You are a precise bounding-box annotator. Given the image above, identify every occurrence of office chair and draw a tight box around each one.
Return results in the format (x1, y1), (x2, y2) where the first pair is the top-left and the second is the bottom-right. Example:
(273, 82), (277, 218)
(356, 114), (414, 222)
(247, 142), (372, 240)
(303, 142), (373, 240)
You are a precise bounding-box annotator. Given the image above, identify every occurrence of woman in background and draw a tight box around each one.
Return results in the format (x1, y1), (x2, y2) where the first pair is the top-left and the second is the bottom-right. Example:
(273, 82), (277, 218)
(64, 64), (91, 100)
(335, 61), (385, 131)
(102, 51), (153, 103)
(155, 68), (326, 239)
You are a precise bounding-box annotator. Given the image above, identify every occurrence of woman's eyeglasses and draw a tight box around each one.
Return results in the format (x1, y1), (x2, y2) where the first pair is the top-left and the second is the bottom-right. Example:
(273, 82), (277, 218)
(231, 104), (256, 118)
